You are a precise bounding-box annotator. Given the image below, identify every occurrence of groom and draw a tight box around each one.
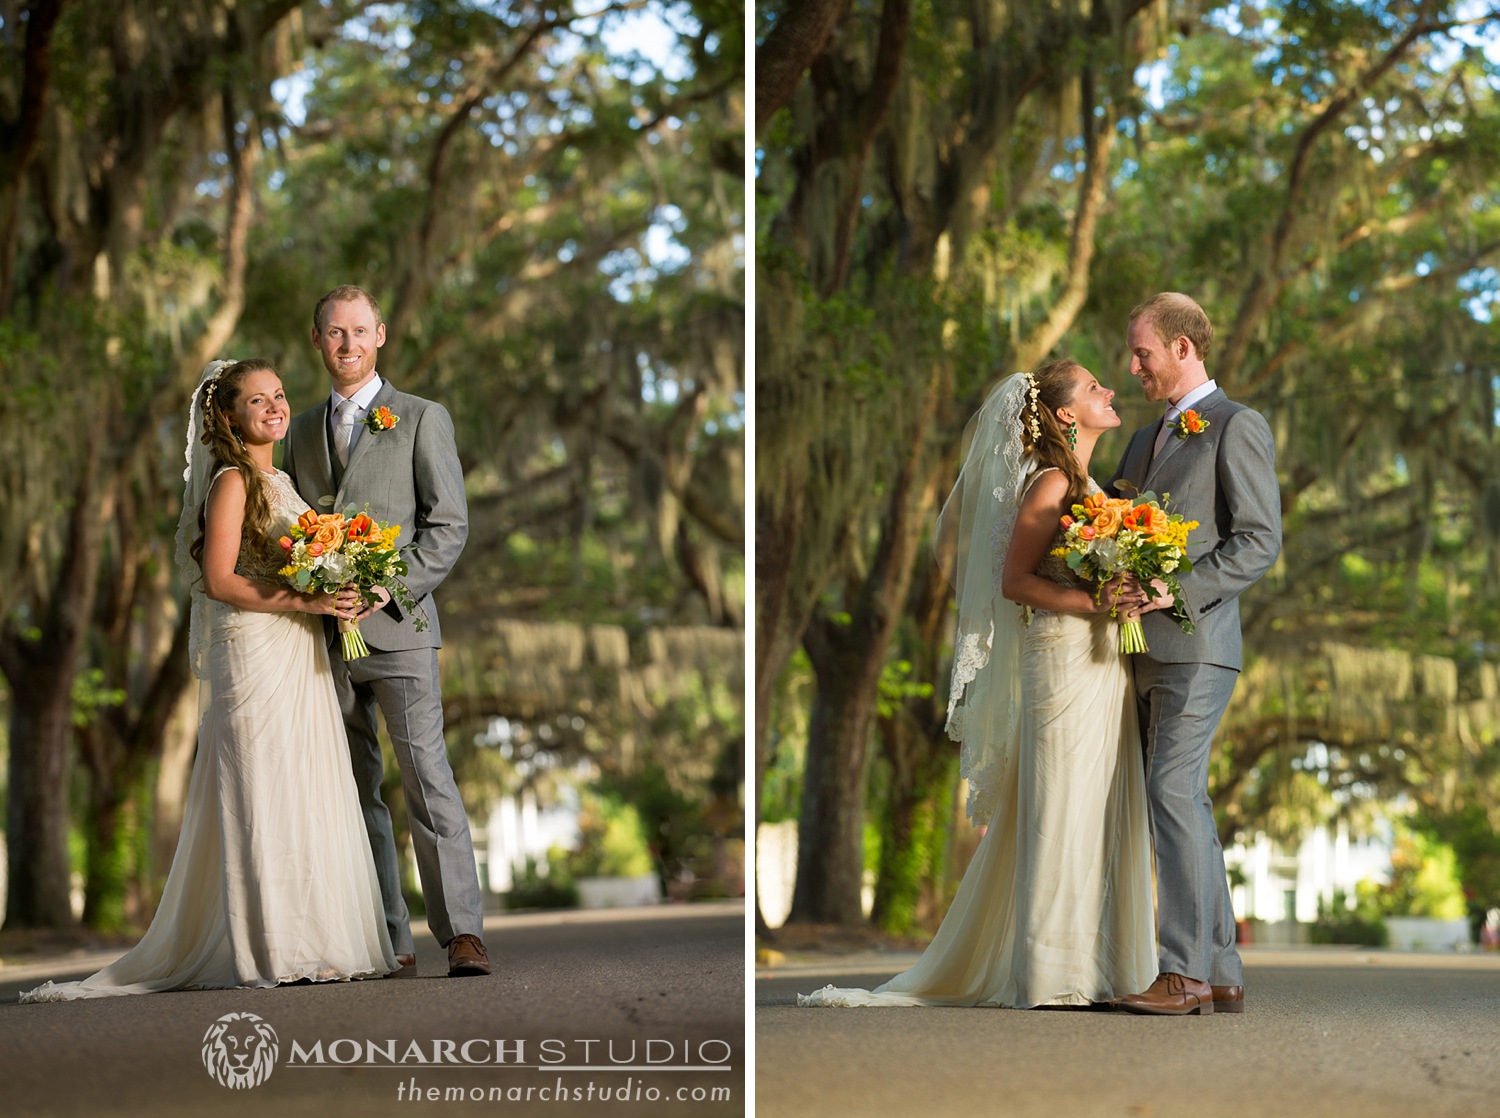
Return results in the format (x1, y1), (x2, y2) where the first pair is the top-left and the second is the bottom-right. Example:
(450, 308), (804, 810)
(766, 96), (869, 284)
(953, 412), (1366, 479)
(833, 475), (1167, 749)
(1108, 292), (1281, 1015)
(282, 284), (490, 978)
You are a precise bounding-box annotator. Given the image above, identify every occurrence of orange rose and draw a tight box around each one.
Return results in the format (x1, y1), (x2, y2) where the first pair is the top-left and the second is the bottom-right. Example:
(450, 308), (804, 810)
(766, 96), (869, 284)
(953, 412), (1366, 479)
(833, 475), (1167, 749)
(1143, 506), (1168, 535)
(1092, 505), (1124, 538)
(312, 517), (345, 551)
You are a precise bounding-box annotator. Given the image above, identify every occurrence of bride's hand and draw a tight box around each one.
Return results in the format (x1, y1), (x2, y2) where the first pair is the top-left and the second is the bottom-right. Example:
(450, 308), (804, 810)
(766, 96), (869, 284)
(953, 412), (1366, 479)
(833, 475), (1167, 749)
(306, 588), (362, 620)
(1097, 574), (1146, 615)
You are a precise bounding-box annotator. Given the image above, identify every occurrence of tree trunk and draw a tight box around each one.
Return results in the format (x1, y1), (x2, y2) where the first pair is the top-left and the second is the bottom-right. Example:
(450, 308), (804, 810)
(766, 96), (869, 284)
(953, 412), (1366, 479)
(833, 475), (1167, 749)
(788, 617), (885, 924)
(752, 485), (814, 936)
(4, 666), (78, 927)
(754, 0), (853, 137)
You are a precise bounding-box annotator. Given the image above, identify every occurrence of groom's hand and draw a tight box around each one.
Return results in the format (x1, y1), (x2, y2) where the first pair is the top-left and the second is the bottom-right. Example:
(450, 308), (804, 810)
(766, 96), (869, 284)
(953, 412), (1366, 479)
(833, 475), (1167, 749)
(356, 585), (393, 622)
(1139, 578), (1175, 613)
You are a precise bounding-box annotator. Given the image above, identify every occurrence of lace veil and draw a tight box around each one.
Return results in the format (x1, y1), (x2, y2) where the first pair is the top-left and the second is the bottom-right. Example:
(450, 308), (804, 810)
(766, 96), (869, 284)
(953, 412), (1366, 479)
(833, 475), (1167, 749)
(174, 359), (235, 684)
(934, 372), (1040, 826)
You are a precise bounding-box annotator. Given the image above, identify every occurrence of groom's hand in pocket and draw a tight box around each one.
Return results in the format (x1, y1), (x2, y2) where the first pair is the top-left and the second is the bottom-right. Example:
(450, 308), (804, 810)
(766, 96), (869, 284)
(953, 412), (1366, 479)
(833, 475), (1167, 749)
(356, 585), (392, 622)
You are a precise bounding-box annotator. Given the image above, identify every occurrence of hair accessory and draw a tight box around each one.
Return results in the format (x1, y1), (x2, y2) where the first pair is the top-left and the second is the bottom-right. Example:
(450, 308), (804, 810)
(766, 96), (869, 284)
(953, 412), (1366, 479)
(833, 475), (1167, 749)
(1022, 371), (1042, 442)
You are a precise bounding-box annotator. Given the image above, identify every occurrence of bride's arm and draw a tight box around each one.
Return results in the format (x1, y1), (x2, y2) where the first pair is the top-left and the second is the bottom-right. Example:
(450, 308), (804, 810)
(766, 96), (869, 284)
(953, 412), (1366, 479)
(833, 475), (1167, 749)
(200, 471), (354, 618)
(1000, 472), (1141, 615)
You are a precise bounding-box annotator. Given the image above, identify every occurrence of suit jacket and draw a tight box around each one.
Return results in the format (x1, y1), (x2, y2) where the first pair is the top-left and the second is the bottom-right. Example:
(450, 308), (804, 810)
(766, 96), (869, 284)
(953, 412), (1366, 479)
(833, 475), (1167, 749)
(281, 380), (468, 652)
(1106, 388), (1281, 670)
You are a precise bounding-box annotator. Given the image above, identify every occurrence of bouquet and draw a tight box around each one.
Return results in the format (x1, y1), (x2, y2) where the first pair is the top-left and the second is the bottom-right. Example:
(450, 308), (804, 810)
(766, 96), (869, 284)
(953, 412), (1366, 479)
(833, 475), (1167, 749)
(1051, 490), (1198, 653)
(278, 504), (425, 659)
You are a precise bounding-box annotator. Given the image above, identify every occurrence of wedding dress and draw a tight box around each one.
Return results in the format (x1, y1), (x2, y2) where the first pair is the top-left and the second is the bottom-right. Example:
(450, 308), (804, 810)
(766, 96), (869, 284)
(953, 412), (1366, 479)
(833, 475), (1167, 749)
(22, 469), (395, 1001)
(800, 475), (1155, 1009)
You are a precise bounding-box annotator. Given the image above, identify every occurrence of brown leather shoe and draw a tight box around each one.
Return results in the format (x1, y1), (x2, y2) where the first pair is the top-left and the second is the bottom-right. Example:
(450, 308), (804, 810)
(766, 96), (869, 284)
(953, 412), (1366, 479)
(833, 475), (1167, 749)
(1119, 973), (1214, 1016)
(385, 952), (418, 978)
(1212, 984), (1245, 1013)
(447, 934), (491, 977)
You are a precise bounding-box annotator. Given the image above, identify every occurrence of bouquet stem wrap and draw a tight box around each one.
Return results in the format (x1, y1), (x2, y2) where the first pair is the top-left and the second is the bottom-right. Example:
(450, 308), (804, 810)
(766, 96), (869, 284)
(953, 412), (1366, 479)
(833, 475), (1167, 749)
(338, 616), (372, 660)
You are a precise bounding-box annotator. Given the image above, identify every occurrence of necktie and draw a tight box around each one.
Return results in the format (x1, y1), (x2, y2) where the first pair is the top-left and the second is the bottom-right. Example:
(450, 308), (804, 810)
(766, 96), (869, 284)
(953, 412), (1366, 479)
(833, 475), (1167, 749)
(334, 399), (357, 467)
(1153, 405), (1181, 460)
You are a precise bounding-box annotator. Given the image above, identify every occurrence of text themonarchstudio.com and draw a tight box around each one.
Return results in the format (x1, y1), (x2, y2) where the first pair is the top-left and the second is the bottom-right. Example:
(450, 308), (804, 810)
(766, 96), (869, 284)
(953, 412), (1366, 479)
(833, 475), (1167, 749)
(393, 1078), (734, 1104)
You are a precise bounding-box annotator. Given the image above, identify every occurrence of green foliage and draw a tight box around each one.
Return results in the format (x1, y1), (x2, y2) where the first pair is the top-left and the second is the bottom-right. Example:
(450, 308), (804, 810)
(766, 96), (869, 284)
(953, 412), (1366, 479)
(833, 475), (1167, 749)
(68, 670), (126, 730)
(1419, 803), (1500, 914)
(876, 660), (934, 720)
(1375, 823), (1468, 920)
(505, 852), (581, 911)
(1310, 885), (1390, 947)
(566, 791), (656, 879)
(760, 649), (812, 824)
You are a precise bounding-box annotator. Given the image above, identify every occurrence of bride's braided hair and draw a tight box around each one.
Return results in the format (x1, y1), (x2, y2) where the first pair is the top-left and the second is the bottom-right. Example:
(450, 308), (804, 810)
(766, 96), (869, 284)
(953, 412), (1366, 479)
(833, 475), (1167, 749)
(1019, 358), (1091, 510)
(188, 359), (279, 571)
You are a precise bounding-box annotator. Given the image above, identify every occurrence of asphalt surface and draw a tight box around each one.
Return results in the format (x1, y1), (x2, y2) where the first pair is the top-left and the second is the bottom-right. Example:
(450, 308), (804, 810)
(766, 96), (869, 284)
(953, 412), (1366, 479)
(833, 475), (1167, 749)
(755, 946), (1500, 1118)
(0, 902), (745, 1117)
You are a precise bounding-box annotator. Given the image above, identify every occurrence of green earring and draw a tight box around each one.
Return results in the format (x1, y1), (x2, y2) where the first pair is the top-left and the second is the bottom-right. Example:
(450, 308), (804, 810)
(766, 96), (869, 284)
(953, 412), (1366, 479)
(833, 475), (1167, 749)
(1067, 421), (1078, 451)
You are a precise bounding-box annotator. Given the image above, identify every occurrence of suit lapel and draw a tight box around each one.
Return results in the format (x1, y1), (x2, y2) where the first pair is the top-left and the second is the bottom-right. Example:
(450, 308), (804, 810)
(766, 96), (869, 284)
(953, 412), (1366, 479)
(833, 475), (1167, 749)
(339, 380), (398, 494)
(1115, 425), (1157, 497)
(291, 399), (337, 506)
(1145, 388), (1227, 489)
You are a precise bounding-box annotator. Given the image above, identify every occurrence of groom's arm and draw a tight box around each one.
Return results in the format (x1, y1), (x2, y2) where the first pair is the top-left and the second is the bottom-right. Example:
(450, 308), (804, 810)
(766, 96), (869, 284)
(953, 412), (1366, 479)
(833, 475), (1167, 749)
(1174, 408), (1281, 619)
(401, 401), (469, 604)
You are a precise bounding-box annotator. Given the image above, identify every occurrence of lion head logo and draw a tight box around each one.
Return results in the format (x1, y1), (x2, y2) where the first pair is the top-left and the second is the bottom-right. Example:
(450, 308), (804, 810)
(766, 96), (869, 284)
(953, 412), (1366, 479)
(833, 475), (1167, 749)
(201, 1011), (279, 1089)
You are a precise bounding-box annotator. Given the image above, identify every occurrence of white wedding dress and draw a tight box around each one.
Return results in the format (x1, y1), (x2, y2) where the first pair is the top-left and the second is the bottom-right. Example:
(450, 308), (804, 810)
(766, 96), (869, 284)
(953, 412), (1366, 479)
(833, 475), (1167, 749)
(800, 511), (1155, 1009)
(23, 470), (395, 1001)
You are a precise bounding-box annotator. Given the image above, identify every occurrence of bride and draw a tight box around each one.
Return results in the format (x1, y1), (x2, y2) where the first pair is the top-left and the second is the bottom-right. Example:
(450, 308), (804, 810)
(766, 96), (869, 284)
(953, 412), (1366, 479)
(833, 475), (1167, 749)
(800, 360), (1156, 1009)
(23, 359), (397, 1001)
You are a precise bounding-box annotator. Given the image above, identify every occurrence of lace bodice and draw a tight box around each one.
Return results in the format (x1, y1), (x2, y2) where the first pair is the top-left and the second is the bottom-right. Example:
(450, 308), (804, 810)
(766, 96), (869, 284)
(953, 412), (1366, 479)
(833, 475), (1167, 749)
(222, 468), (311, 582)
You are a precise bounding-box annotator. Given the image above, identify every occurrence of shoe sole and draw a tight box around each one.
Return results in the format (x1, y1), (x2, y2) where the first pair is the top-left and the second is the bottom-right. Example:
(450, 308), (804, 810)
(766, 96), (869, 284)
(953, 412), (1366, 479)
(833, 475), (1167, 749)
(448, 963), (491, 977)
(1119, 999), (1214, 1016)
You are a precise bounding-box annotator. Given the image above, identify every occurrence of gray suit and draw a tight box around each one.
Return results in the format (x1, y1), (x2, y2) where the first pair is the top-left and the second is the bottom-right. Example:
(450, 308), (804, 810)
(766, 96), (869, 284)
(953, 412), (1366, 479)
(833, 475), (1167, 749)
(282, 380), (483, 953)
(1108, 388), (1281, 985)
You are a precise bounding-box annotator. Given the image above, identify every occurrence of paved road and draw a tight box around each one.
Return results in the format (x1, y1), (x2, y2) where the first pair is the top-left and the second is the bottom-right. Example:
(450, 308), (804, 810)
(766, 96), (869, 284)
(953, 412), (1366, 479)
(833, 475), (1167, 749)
(756, 946), (1500, 1118)
(0, 903), (744, 1117)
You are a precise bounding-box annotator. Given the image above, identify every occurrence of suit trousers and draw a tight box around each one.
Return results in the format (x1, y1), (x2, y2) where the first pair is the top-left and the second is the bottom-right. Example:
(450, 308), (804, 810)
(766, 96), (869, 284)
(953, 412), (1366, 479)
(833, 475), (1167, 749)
(1132, 656), (1243, 986)
(334, 645), (484, 952)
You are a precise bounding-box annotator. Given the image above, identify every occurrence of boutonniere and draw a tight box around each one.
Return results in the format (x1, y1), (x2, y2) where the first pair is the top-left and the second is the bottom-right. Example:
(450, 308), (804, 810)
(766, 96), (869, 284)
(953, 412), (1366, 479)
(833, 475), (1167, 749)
(365, 406), (399, 433)
(1173, 409), (1210, 439)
